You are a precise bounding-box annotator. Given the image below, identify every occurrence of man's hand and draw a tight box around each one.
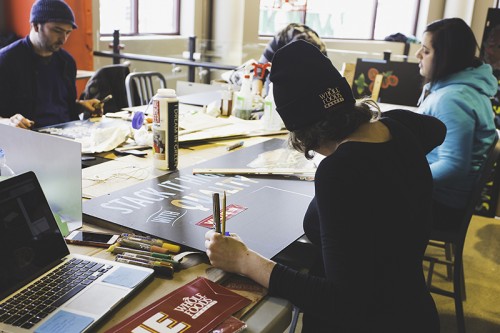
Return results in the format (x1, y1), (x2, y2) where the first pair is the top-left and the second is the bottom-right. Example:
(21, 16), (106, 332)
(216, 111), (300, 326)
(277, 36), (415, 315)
(9, 114), (34, 129)
(78, 98), (102, 117)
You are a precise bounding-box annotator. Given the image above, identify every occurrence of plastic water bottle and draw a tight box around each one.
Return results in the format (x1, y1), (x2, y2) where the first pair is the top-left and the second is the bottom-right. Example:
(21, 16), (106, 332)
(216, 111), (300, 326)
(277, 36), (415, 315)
(233, 74), (254, 120)
(0, 148), (15, 180)
(261, 83), (283, 131)
(152, 88), (179, 171)
(220, 86), (233, 117)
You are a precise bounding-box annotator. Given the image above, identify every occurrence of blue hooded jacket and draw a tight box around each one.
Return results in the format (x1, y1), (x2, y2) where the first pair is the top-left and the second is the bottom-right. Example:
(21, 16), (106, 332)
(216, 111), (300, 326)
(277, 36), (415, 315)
(418, 63), (497, 209)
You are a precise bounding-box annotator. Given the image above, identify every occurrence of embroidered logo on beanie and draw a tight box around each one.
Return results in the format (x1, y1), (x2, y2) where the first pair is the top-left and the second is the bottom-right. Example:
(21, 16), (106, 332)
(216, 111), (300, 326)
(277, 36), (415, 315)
(320, 87), (345, 109)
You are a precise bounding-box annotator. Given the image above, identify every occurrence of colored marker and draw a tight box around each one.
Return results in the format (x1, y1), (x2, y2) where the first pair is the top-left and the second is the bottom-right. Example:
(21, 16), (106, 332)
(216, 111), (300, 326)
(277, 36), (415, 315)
(116, 254), (173, 268)
(119, 238), (170, 254)
(221, 191), (226, 235)
(107, 245), (173, 260)
(212, 193), (221, 233)
(120, 233), (181, 253)
(116, 254), (175, 276)
(115, 257), (173, 277)
(98, 94), (113, 109)
(120, 252), (180, 271)
(226, 141), (244, 151)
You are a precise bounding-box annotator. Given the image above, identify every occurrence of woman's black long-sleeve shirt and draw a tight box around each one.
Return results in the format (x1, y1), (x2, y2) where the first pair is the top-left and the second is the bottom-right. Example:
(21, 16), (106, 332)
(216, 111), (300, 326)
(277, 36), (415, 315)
(269, 109), (446, 332)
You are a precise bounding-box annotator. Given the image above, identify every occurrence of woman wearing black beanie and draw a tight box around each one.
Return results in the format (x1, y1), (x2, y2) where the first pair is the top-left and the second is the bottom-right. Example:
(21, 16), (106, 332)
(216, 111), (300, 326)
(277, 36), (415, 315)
(205, 40), (444, 332)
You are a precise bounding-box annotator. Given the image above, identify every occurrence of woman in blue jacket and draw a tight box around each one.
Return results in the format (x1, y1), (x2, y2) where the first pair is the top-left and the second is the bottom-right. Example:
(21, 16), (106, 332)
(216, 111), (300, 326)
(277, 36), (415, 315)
(416, 18), (498, 230)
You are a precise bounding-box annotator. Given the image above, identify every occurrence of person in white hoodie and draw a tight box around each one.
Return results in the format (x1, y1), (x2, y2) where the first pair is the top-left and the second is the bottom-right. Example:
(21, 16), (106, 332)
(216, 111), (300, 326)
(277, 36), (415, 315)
(416, 18), (498, 231)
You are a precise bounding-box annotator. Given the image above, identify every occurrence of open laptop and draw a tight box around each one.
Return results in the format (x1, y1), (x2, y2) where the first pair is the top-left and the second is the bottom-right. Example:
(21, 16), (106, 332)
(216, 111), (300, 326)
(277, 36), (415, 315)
(0, 172), (154, 333)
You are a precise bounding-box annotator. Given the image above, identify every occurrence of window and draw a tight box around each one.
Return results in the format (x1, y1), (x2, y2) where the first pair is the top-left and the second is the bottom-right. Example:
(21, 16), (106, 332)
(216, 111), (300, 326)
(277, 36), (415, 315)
(259, 0), (420, 40)
(100, 0), (180, 36)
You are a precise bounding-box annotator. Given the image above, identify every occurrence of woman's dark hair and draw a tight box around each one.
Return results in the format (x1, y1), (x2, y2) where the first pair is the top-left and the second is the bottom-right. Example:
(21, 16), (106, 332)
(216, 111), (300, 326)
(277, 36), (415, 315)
(289, 99), (378, 159)
(425, 18), (481, 83)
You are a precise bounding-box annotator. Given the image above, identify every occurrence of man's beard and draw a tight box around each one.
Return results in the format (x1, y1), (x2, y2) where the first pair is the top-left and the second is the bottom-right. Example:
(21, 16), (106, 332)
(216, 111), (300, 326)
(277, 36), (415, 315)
(48, 43), (63, 52)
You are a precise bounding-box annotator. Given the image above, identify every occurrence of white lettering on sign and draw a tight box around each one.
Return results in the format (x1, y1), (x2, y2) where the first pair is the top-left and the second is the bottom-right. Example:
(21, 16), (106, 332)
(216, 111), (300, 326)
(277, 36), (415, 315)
(171, 199), (210, 211)
(147, 208), (184, 224)
(158, 180), (190, 192)
(99, 175), (260, 214)
(131, 312), (190, 333)
(174, 293), (217, 319)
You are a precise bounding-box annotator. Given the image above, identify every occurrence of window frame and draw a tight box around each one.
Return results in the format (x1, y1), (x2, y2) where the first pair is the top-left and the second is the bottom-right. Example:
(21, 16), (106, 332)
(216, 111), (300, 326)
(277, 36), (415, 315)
(259, 0), (421, 41)
(99, 0), (181, 37)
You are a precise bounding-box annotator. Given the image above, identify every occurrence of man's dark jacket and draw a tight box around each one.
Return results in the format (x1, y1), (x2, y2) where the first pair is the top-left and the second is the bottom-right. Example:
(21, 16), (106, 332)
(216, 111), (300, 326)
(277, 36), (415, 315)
(0, 36), (79, 123)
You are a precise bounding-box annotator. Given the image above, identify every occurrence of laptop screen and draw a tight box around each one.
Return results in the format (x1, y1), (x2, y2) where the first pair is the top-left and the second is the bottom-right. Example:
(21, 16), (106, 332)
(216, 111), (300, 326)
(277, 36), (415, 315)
(0, 172), (70, 300)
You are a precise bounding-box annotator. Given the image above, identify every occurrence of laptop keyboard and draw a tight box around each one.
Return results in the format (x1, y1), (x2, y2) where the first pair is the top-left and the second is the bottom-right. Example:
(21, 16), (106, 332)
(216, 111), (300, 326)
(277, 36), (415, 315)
(0, 258), (113, 329)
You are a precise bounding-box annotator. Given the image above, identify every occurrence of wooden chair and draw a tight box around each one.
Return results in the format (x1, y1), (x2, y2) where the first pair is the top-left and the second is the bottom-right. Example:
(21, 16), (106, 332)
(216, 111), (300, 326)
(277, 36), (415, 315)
(424, 131), (500, 333)
(125, 71), (167, 107)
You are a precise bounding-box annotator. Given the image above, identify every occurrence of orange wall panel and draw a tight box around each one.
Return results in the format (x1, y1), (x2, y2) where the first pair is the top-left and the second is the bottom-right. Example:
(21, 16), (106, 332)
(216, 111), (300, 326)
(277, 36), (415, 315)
(4, 1), (31, 37)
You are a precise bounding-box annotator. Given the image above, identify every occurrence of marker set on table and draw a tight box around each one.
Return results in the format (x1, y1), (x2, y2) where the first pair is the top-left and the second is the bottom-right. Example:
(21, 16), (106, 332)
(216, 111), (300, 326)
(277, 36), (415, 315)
(106, 193), (228, 277)
(107, 234), (181, 277)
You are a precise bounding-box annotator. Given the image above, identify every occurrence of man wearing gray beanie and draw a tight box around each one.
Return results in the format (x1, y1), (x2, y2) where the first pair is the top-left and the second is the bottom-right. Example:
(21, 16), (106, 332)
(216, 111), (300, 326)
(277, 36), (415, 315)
(0, 0), (99, 128)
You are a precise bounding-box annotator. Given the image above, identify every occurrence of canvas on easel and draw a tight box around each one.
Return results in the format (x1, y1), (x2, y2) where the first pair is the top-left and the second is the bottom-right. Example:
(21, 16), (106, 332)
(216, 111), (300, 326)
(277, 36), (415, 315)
(352, 58), (421, 107)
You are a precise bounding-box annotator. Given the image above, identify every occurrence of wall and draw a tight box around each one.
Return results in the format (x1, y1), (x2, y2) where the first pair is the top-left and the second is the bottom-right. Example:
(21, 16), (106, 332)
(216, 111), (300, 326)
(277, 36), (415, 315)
(92, 0), (415, 86)
(4, 1), (493, 90)
(470, 0), (497, 47)
(92, 0), (210, 88)
(212, 0), (245, 65)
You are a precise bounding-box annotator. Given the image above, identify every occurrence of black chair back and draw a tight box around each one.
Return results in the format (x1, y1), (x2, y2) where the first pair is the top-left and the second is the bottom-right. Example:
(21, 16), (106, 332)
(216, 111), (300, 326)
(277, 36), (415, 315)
(80, 64), (131, 113)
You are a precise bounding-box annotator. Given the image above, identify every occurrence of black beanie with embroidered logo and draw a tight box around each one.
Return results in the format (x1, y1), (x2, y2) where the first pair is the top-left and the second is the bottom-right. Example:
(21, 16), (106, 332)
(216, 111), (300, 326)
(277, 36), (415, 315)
(270, 40), (355, 131)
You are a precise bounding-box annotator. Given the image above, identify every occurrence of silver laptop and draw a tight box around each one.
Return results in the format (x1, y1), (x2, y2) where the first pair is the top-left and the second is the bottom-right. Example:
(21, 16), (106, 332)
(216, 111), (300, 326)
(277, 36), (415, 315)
(0, 124), (82, 232)
(0, 172), (154, 333)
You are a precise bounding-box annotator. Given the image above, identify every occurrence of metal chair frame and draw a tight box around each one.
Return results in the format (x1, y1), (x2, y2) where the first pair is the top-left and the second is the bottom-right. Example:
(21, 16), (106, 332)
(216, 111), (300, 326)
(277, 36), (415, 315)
(125, 71), (167, 107)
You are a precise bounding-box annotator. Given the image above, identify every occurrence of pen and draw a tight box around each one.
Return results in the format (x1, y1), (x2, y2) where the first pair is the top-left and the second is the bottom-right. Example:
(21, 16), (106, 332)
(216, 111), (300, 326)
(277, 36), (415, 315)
(213, 193), (221, 233)
(119, 252), (180, 271)
(119, 238), (170, 254)
(221, 191), (226, 235)
(121, 233), (156, 241)
(117, 254), (174, 268)
(98, 94), (113, 108)
(226, 141), (244, 151)
(107, 245), (173, 260)
(117, 253), (172, 266)
(122, 252), (179, 268)
(120, 234), (180, 253)
(115, 256), (173, 277)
